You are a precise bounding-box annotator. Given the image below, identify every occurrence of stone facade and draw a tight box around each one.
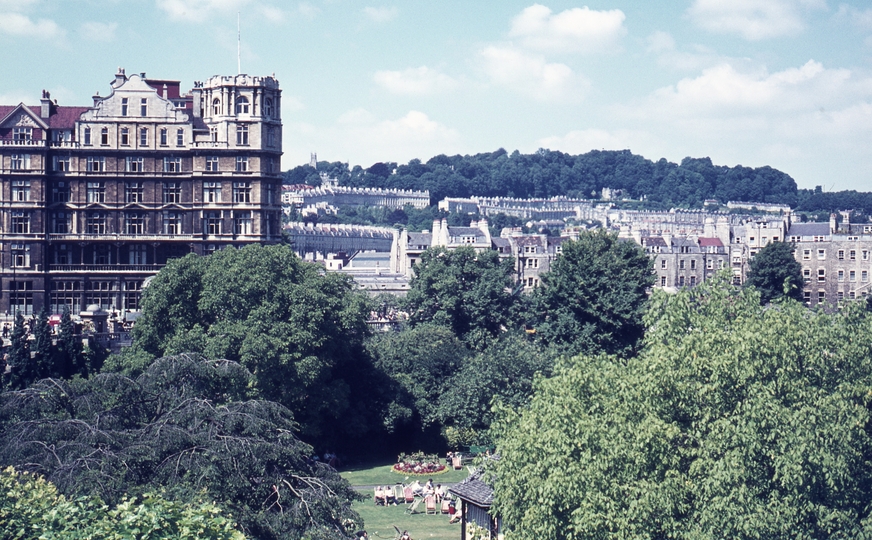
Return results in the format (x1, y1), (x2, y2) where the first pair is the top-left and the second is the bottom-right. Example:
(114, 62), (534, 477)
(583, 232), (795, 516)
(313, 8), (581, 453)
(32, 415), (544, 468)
(0, 68), (283, 315)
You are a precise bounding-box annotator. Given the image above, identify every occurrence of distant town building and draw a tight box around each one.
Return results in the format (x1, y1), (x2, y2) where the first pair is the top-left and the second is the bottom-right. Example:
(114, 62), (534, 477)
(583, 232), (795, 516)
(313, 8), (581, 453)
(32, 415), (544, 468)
(282, 179), (429, 216)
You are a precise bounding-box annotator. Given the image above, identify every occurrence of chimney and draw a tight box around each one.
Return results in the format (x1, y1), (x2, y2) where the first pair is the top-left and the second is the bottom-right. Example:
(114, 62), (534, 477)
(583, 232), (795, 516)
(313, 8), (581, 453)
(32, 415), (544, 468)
(112, 67), (126, 88)
(162, 84), (168, 99)
(830, 213), (837, 234)
(192, 86), (202, 118)
(40, 89), (52, 118)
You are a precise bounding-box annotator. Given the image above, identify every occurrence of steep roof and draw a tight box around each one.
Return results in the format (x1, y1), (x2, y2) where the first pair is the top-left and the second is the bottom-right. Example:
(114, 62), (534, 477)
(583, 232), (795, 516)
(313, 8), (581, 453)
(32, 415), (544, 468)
(787, 222), (830, 237)
(448, 472), (494, 508)
(698, 237), (724, 247)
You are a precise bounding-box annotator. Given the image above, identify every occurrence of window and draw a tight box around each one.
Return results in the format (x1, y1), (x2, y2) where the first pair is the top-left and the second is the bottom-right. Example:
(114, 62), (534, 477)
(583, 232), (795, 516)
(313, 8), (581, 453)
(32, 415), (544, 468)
(838, 291), (845, 300)
(690, 259), (697, 270)
(804, 291), (811, 304)
(86, 212), (106, 234)
(678, 276), (685, 287)
(690, 276), (697, 287)
(210, 126), (218, 142)
(84, 127), (91, 145)
(126, 156), (144, 172)
(125, 213), (144, 235)
(660, 259), (667, 270)
(264, 98), (273, 118)
(863, 271), (869, 282)
(233, 181), (251, 202)
(163, 182), (181, 203)
(176, 128), (184, 146)
(817, 249), (826, 260)
(864, 250), (869, 261)
(124, 280), (142, 310)
(524, 246), (537, 254)
(204, 181), (222, 202)
(53, 155), (70, 172)
(234, 211), (252, 235)
(236, 96), (250, 114)
(803, 249), (811, 260)
(100, 127), (108, 145)
(52, 212), (70, 234)
(838, 250), (845, 260)
(125, 182), (143, 203)
(139, 127), (148, 146)
(11, 213), (29, 234)
(50, 281), (81, 315)
(707, 258), (714, 269)
(525, 258), (538, 268)
(205, 211), (222, 235)
(819, 291), (826, 303)
(525, 277), (538, 288)
(163, 211), (181, 235)
(140, 98), (148, 116)
(163, 157), (181, 173)
(679, 259), (685, 270)
(86, 156), (105, 172)
(85, 280), (114, 310)
(212, 98), (221, 115)
(236, 124), (249, 145)
(87, 181), (105, 203)
(206, 156), (219, 172)
(159, 128), (168, 146)
(850, 270), (856, 282)
(235, 156), (248, 172)
(10, 154), (30, 170)
(120, 127), (129, 146)
(267, 127), (276, 147)
(719, 260), (725, 269)
(12, 180), (30, 201)
(803, 268), (811, 283)
(660, 276), (667, 287)
(838, 270), (845, 282)
(121, 97), (129, 116)
(12, 127), (32, 141)
(850, 250), (856, 260)
(818, 268), (826, 282)
(10, 280), (34, 315)
(52, 182), (69, 203)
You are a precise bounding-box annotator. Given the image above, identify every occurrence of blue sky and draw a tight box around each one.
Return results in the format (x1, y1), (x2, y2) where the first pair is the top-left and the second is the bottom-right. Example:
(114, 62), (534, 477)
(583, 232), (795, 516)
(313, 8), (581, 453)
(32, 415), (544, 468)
(1, 0), (871, 191)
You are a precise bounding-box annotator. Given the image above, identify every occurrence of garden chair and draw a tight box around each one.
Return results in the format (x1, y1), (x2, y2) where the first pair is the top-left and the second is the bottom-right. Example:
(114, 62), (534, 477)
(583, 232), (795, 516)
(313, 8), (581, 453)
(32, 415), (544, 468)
(425, 494), (436, 515)
(451, 455), (463, 470)
(403, 486), (414, 503)
(441, 500), (451, 514)
(406, 495), (423, 514)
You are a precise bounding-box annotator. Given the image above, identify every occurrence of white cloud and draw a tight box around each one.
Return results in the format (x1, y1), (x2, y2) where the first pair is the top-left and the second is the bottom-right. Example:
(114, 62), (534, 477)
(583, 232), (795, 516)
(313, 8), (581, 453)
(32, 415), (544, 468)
(646, 30), (676, 53)
(836, 4), (872, 29)
(156, 0), (247, 21)
(480, 45), (587, 101)
(508, 4), (626, 53)
(537, 128), (654, 154)
(79, 22), (117, 42)
(373, 66), (458, 95)
(258, 5), (285, 22)
(297, 2), (319, 19)
(0, 12), (63, 37)
(363, 6), (398, 23)
(283, 110), (461, 168)
(688, 0), (826, 40)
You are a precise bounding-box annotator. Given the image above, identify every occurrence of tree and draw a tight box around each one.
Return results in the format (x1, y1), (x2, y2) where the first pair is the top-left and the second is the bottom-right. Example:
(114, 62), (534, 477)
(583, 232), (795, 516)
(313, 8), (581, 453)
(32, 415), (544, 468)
(492, 275), (872, 539)
(531, 229), (654, 356)
(118, 244), (375, 447)
(0, 355), (362, 540)
(745, 240), (804, 303)
(32, 307), (54, 379)
(0, 467), (245, 540)
(403, 246), (515, 349)
(6, 313), (32, 389)
(56, 306), (85, 378)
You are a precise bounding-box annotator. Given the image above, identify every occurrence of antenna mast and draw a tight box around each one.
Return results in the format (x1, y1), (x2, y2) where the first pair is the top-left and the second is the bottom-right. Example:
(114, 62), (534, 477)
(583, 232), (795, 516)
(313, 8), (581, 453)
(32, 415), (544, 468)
(237, 12), (241, 75)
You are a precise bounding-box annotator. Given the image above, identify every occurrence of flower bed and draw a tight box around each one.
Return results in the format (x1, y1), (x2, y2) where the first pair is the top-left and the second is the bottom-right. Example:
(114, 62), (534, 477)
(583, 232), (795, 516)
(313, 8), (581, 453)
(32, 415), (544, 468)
(392, 451), (447, 476)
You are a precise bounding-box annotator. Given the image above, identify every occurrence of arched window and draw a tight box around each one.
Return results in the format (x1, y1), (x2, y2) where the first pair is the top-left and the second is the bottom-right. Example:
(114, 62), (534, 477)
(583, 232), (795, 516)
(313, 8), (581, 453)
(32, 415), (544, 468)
(235, 96), (249, 114)
(212, 98), (221, 116)
(264, 98), (273, 118)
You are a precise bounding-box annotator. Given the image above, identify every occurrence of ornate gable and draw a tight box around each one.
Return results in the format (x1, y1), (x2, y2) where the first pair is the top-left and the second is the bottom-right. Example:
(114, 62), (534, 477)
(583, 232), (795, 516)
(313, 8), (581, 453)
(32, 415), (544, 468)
(0, 104), (49, 130)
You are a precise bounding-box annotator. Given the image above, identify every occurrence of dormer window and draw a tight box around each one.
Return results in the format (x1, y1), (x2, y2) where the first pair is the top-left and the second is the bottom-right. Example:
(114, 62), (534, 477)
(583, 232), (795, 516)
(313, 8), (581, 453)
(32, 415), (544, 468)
(235, 96), (250, 114)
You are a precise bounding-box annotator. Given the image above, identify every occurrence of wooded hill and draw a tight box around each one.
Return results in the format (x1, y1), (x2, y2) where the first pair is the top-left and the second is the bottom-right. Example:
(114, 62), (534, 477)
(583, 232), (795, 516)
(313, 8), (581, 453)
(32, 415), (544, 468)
(284, 149), (872, 217)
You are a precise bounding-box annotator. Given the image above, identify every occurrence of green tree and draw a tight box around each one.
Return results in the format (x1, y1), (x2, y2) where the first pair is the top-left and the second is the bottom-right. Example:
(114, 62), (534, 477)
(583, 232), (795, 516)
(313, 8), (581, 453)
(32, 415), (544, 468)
(745, 240), (804, 304)
(493, 275), (872, 539)
(531, 229), (654, 356)
(32, 307), (54, 379)
(403, 246), (515, 349)
(119, 244), (375, 447)
(6, 313), (32, 389)
(56, 307), (84, 378)
(0, 355), (361, 540)
(0, 467), (245, 540)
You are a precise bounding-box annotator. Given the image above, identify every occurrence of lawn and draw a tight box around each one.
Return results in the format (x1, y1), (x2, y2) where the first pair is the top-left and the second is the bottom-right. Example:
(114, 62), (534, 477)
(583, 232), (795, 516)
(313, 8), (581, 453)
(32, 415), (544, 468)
(353, 498), (460, 540)
(341, 460), (469, 487)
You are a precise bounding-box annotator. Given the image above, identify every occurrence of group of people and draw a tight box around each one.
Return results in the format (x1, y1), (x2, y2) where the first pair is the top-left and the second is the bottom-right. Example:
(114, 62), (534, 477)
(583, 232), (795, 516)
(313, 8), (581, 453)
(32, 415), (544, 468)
(373, 484), (399, 506)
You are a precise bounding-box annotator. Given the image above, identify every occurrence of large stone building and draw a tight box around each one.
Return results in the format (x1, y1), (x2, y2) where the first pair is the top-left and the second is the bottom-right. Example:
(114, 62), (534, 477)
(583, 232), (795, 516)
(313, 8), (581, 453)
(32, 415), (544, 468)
(0, 68), (283, 315)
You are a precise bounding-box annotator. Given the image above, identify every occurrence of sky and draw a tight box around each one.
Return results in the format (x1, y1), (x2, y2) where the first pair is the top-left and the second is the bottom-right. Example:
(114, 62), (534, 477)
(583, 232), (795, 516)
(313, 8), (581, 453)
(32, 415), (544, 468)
(1, 0), (871, 192)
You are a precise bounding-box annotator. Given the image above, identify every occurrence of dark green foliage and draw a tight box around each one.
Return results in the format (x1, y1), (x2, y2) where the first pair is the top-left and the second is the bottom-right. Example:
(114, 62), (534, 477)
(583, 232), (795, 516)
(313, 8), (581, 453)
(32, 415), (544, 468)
(531, 229), (654, 356)
(0, 354), (362, 540)
(32, 308), (53, 379)
(745, 241), (804, 304)
(122, 244), (376, 448)
(493, 277), (872, 539)
(437, 336), (557, 439)
(796, 187), (872, 216)
(403, 246), (515, 349)
(6, 314), (31, 389)
(367, 324), (469, 433)
(318, 149), (799, 208)
(57, 307), (84, 378)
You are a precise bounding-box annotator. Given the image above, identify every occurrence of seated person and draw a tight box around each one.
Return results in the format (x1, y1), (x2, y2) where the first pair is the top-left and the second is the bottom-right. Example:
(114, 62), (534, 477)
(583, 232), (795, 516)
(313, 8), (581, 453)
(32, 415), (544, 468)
(424, 478), (434, 495)
(434, 483), (444, 502)
(449, 505), (463, 524)
(374, 486), (385, 505)
(385, 485), (396, 505)
(410, 479), (423, 496)
(400, 531), (411, 540)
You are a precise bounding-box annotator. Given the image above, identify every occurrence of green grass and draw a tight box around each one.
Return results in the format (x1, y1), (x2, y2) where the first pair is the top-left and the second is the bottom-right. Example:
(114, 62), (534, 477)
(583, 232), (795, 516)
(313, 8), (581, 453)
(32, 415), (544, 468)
(341, 460), (469, 487)
(353, 498), (460, 540)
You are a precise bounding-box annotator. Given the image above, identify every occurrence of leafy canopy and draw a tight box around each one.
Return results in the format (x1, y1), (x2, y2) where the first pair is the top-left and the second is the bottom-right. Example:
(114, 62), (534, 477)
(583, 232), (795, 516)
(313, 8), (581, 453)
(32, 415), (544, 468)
(745, 240), (804, 304)
(493, 275), (872, 539)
